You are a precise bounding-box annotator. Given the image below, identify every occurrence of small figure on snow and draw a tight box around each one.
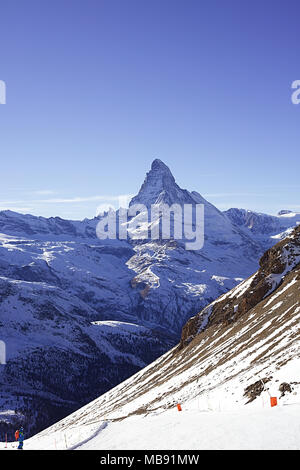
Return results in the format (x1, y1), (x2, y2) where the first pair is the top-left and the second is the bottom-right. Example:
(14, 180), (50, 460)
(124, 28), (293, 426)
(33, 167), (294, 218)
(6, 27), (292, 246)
(17, 427), (24, 450)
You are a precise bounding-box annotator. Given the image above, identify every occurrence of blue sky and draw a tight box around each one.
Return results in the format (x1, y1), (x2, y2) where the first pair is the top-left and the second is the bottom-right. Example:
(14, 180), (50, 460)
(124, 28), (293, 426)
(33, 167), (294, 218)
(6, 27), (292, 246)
(0, 0), (299, 219)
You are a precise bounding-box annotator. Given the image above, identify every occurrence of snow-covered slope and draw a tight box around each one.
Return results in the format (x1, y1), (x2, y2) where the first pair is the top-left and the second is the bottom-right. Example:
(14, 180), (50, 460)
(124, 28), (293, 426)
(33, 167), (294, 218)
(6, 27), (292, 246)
(0, 160), (298, 437)
(15, 225), (300, 450)
(12, 404), (300, 450)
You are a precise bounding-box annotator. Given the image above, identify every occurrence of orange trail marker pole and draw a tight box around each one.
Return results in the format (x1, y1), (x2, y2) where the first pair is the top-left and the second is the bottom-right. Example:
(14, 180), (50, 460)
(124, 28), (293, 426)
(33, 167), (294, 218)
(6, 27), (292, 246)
(270, 397), (277, 407)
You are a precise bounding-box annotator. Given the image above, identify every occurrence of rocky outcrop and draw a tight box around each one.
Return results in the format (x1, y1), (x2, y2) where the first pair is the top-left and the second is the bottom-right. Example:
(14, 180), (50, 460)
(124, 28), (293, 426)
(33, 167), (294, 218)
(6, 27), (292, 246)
(243, 378), (271, 403)
(279, 382), (292, 397)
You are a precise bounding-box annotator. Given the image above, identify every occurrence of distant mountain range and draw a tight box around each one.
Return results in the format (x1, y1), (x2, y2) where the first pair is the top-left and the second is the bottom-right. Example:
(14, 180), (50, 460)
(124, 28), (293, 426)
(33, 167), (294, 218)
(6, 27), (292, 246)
(0, 159), (299, 436)
(225, 207), (300, 247)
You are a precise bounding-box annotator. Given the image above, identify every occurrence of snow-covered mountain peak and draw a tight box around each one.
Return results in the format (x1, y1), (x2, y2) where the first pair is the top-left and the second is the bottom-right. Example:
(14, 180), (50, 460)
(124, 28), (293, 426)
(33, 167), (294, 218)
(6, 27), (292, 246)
(129, 159), (196, 207)
(150, 158), (174, 175)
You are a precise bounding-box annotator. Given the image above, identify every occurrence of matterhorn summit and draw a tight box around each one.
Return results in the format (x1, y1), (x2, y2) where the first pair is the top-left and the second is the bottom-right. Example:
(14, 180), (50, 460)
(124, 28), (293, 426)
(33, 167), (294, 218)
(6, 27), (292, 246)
(129, 159), (262, 250)
(130, 158), (196, 207)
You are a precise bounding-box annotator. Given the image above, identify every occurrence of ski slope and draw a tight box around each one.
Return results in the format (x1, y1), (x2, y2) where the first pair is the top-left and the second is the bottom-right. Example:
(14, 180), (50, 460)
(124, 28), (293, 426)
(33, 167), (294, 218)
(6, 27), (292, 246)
(1, 402), (300, 450)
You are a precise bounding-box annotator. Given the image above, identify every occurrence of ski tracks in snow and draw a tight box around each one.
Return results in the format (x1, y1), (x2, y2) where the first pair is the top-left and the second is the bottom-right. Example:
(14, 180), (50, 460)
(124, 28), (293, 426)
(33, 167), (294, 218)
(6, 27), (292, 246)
(68, 421), (109, 450)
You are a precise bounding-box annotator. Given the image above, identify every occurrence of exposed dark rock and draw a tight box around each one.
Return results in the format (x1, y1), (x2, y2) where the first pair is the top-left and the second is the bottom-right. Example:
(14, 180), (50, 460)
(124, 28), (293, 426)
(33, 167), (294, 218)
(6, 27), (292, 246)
(243, 378), (271, 403)
(279, 382), (292, 397)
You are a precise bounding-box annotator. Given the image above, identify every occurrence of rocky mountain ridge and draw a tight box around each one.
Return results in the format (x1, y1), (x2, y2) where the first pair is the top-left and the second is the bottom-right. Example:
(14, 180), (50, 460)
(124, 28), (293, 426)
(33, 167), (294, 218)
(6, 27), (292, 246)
(180, 224), (300, 348)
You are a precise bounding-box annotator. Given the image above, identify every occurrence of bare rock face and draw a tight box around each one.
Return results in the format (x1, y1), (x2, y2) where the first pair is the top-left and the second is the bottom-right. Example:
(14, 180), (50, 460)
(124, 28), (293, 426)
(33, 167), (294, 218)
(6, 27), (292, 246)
(179, 316), (201, 349)
(244, 378), (271, 403)
(279, 382), (292, 397)
(259, 242), (287, 274)
(179, 225), (300, 349)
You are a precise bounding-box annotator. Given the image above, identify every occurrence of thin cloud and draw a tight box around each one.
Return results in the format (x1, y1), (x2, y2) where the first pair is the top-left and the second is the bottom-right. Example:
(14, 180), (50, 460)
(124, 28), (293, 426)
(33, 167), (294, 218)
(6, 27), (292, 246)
(203, 192), (267, 198)
(39, 194), (133, 204)
(0, 194), (134, 206)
